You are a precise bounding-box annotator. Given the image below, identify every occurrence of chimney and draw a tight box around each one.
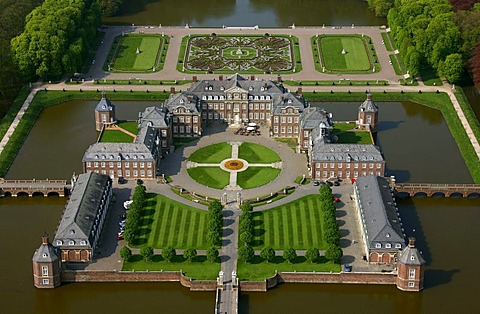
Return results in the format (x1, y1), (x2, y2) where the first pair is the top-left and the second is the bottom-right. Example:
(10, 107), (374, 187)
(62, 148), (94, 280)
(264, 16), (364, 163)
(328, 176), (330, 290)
(170, 87), (176, 94)
(297, 87), (303, 94)
(219, 75), (223, 81)
(192, 76), (197, 83)
(408, 237), (416, 248)
(264, 82), (268, 90)
(187, 95), (192, 103)
(102, 91), (107, 99)
(367, 93), (372, 100)
(277, 75), (282, 83)
(42, 233), (49, 245)
(250, 75), (255, 80)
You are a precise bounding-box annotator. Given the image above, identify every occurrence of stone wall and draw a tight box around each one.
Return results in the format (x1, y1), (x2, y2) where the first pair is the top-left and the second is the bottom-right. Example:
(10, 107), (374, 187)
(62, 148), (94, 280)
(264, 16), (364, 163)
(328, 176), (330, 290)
(239, 281), (267, 292)
(61, 270), (216, 291)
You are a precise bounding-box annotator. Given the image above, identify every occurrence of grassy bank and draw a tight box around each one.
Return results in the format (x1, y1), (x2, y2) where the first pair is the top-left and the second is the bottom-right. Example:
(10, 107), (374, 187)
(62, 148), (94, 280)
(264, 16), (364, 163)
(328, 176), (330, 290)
(123, 254), (220, 280)
(304, 91), (480, 182)
(0, 89), (169, 177)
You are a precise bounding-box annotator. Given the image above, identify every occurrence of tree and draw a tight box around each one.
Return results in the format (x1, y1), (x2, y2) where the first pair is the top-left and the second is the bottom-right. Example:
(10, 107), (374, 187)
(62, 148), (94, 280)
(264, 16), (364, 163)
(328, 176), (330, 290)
(283, 247), (297, 263)
(325, 244), (343, 263)
(305, 247), (320, 263)
(240, 231), (253, 245)
(183, 248), (197, 262)
(207, 230), (220, 246)
(119, 246), (132, 262)
(162, 246), (176, 262)
(238, 245), (254, 263)
(240, 203), (253, 213)
(319, 184), (332, 201)
(367, 0), (394, 17)
(207, 247), (219, 263)
(123, 228), (135, 244)
(324, 228), (340, 245)
(440, 53), (464, 83)
(260, 247), (275, 263)
(140, 246), (154, 263)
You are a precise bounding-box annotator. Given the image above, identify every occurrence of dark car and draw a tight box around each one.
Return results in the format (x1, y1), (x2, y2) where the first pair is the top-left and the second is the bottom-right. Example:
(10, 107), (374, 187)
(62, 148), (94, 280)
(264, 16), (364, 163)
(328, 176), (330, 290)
(333, 181), (340, 186)
(326, 181), (333, 187)
(313, 180), (320, 186)
(118, 177), (126, 184)
(344, 264), (352, 272)
(136, 179), (143, 185)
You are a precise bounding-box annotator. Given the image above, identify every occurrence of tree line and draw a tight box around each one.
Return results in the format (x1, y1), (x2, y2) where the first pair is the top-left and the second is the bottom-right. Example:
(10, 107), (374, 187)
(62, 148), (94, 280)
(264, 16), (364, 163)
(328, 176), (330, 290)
(368, 0), (480, 87)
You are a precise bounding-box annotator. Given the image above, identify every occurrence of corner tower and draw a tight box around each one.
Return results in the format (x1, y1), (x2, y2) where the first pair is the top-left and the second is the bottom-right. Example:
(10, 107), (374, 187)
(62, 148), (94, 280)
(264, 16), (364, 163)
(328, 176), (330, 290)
(396, 237), (426, 291)
(357, 93), (378, 131)
(95, 91), (116, 131)
(32, 234), (62, 288)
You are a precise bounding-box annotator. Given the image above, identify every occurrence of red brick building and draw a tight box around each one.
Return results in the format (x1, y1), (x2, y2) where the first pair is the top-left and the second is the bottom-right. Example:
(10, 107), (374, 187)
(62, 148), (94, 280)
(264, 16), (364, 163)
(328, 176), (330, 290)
(396, 238), (426, 291)
(32, 234), (62, 288)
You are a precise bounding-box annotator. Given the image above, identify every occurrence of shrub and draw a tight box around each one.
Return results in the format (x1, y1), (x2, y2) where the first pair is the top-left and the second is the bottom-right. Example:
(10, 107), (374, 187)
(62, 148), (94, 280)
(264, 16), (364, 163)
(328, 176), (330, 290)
(140, 246), (154, 262)
(120, 246), (132, 262)
(207, 247), (219, 263)
(260, 247), (275, 263)
(162, 246), (176, 262)
(283, 247), (297, 263)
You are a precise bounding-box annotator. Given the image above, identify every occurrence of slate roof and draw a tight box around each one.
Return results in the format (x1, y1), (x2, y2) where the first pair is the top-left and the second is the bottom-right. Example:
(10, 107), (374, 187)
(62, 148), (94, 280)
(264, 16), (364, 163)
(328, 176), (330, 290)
(301, 107), (333, 130)
(354, 175), (405, 250)
(54, 172), (111, 248)
(83, 143), (155, 162)
(311, 141), (384, 163)
(32, 236), (60, 263)
(164, 93), (200, 113)
(138, 106), (170, 129)
(95, 92), (115, 112)
(359, 93), (378, 112)
(398, 239), (426, 266)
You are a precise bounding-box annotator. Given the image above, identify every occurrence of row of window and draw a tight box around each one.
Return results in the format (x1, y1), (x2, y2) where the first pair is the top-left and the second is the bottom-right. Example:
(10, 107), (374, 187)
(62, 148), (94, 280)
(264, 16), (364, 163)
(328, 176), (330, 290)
(56, 240), (87, 246)
(86, 162), (153, 168)
(202, 103), (272, 111)
(91, 169), (153, 178)
(173, 116), (198, 123)
(273, 116), (299, 123)
(173, 126), (198, 134)
(316, 163), (383, 169)
(374, 242), (402, 249)
(315, 171), (382, 178)
(273, 126), (299, 134)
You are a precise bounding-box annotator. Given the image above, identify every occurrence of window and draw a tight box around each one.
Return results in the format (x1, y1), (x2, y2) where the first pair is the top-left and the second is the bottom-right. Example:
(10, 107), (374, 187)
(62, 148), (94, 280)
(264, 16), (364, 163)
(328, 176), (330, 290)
(322, 171), (327, 177)
(220, 104), (224, 110)
(140, 170), (145, 177)
(125, 170), (130, 177)
(288, 126), (292, 133)
(315, 171), (320, 178)
(117, 170), (122, 176)
(133, 162), (138, 168)
(409, 269), (415, 279)
(42, 266), (48, 276)
(354, 171), (358, 178)
(362, 163), (367, 169)
(94, 162), (98, 167)
(288, 116), (292, 123)
(162, 130), (167, 137)
(117, 162), (121, 168)
(346, 163), (351, 169)
(140, 163), (145, 168)
(109, 162), (113, 167)
(274, 116), (279, 123)
(330, 171), (335, 177)
(385, 243), (391, 248)
(193, 116), (198, 123)
(69, 241), (74, 245)
(354, 163), (358, 169)
(133, 170), (138, 177)
(101, 162), (105, 168)
(375, 243), (381, 248)
(125, 162), (130, 167)
(274, 126), (278, 133)
(147, 162), (152, 168)
(330, 163), (335, 168)
(304, 130), (309, 137)
(410, 255), (416, 261)
(56, 240), (62, 246)
(43, 279), (50, 285)
(86, 162), (91, 167)
(346, 171), (350, 177)
(147, 170), (152, 177)
(80, 240), (87, 245)
(395, 243), (402, 249)
(281, 117), (286, 123)
(281, 127), (286, 133)
(408, 282), (415, 288)
(338, 163), (342, 168)
(173, 126), (178, 133)
(369, 163), (374, 169)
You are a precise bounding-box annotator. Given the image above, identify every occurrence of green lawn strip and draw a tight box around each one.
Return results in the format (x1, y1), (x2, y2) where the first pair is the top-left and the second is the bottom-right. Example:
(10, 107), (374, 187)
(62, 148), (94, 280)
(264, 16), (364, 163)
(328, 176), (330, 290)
(389, 54), (402, 75)
(292, 207), (302, 247)
(334, 130), (373, 144)
(455, 87), (480, 147)
(196, 214), (207, 247)
(0, 86), (30, 141)
(123, 254), (221, 280)
(237, 256), (341, 281)
(187, 167), (230, 189)
(237, 142), (281, 163)
(91, 79), (191, 86)
(118, 121), (138, 134)
(237, 167), (281, 189)
(381, 32), (393, 51)
(282, 80), (389, 87)
(132, 194), (209, 249)
(99, 130), (135, 143)
(188, 142), (232, 162)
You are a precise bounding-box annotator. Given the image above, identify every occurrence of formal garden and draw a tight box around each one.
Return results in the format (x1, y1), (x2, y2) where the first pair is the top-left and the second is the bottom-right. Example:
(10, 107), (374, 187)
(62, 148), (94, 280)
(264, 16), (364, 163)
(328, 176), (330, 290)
(104, 34), (169, 72)
(186, 142), (282, 189)
(98, 121), (138, 143)
(311, 34), (380, 74)
(178, 34), (301, 74)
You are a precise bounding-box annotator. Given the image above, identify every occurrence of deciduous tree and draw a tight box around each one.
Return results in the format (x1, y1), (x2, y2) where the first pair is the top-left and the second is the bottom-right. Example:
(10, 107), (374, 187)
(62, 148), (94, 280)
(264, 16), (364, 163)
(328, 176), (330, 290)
(183, 248), (197, 262)
(162, 246), (176, 262)
(283, 247), (297, 263)
(140, 246), (154, 263)
(260, 247), (275, 263)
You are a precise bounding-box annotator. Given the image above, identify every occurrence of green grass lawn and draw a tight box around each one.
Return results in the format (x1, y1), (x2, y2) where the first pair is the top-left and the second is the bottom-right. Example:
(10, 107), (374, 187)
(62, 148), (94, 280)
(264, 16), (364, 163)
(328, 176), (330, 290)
(118, 121), (138, 134)
(238, 142), (281, 163)
(237, 167), (281, 189)
(251, 195), (327, 250)
(389, 54), (403, 75)
(99, 130), (135, 143)
(187, 167), (230, 189)
(320, 36), (371, 71)
(238, 256), (341, 281)
(381, 32), (393, 51)
(188, 142), (232, 163)
(131, 193), (209, 249)
(333, 123), (372, 144)
(112, 35), (161, 71)
(123, 254), (221, 280)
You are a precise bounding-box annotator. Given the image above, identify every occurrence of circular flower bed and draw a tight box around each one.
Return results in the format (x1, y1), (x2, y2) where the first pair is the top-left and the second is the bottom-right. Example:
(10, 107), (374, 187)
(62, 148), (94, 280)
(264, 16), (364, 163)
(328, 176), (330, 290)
(225, 160), (244, 170)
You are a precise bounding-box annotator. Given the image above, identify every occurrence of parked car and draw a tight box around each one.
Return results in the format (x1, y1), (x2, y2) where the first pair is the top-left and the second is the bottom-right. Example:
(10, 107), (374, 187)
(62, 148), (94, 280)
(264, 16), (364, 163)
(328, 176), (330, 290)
(326, 181), (333, 187)
(117, 233), (124, 240)
(333, 181), (340, 186)
(333, 197), (341, 203)
(119, 220), (126, 227)
(119, 213), (127, 220)
(136, 179), (143, 185)
(313, 180), (320, 186)
(123, 200), (133, 210)
(344, 264), (352, 272)
(117, 176), (126, 184)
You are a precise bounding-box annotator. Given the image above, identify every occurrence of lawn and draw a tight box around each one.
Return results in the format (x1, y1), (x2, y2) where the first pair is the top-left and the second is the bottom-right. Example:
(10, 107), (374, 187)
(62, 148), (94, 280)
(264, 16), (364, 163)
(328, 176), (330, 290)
(123, 254), (221, 280)
(381, 32), (393, 51)
(237, 167), (281, 189)
(188, 142), (232, 163)
(333, 123), (373, 144)
(319, 36), (371, 71)
(238, 142), (281, 163)
(131, 193), (210, 249)
(389, 54), (403, 75)
(238, 256), (341, 281)
(109, 35), (163, 72)
(187, 167), (230, 189)
(99, 130), (135, 143)
(251, 195), (327, 250)
(118, 121), (138, 134)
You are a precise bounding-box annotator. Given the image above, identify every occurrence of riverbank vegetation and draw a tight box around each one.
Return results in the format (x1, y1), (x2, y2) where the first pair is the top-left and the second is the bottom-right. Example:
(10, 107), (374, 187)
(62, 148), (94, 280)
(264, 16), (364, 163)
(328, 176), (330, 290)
(303, 91), (480, 182)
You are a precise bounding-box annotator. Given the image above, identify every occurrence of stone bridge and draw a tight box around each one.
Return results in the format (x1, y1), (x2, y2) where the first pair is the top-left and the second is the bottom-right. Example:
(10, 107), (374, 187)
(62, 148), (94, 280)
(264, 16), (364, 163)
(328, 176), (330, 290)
(0, 178), (69, 197)
(393, 183), (480, 198)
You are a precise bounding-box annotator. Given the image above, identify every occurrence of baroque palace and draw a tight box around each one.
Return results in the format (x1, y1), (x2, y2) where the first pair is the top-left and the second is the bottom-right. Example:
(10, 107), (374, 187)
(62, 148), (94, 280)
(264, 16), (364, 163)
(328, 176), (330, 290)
(84, 74), (385, 181)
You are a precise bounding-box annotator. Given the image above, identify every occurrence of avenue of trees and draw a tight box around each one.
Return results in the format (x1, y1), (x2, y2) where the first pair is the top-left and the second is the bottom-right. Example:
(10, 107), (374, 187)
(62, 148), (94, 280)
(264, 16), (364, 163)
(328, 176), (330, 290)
(11, 0), (102, 81)
(368, 0), (480, 86)
(124, 184), (146, 244)
(238, 203), (255, 263)
(319, 184), (343, 263)
(100, 0), (125, 17)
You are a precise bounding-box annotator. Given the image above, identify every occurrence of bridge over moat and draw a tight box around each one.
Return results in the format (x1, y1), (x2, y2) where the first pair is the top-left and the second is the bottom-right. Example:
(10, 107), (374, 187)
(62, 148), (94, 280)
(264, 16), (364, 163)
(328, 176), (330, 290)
(0, 179), (70, 197)
(393, 183), (480, 198)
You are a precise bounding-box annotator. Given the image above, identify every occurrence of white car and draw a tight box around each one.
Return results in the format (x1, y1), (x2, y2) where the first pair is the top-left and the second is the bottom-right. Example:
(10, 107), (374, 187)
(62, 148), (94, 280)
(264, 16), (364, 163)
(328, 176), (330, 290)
(123, 200), (133, 210)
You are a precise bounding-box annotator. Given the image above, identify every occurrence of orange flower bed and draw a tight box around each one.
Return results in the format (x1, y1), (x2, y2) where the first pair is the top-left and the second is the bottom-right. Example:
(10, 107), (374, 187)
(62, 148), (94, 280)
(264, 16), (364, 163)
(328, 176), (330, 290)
(225, 160), (244, 170)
